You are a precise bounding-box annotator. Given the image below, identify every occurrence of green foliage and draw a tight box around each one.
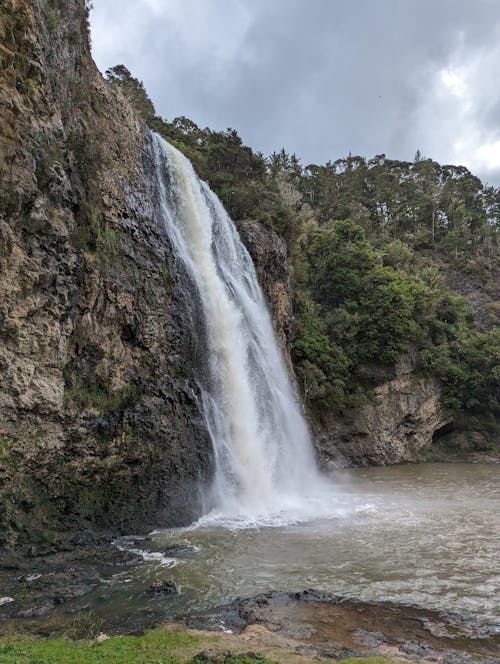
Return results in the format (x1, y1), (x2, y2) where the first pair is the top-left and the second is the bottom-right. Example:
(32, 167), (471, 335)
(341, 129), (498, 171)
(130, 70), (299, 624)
(381, 239), (414, 268)
(106, 64), (156, 124)
(152, 116), (273, 223)
(355, 265), (419, 363)
(423, 328), (500, 415)
(300, 154), (499, 270)
(292, 299), (349, 405)
(292, 217), (498, 418)
(299, 220), (422, 375)
(305, 219), (378, 307)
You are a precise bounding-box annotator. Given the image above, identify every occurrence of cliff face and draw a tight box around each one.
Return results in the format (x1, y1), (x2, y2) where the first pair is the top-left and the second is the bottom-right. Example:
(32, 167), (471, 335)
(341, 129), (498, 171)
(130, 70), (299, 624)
(0, 0), (213, 554)
(237, 219), (294, 368)
(313, 359), (450, 467)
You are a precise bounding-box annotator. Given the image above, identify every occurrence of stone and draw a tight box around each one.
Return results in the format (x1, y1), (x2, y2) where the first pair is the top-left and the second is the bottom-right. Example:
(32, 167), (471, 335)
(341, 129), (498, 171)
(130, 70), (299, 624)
(163, 544), (197, 556)
(314, 357), (451, 466)
(146, 580), (179, 597)
(0, 597), (14, 606)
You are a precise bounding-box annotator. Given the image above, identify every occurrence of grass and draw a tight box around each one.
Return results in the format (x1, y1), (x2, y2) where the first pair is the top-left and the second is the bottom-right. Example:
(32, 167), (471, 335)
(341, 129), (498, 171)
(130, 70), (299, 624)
(0, 630), (200, 664)
(0, 628), (397, 663)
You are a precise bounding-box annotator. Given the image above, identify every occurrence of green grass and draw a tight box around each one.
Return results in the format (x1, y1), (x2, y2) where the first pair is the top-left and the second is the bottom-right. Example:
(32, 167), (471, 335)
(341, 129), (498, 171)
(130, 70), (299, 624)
(0, 630), (199, 663)
(0, 629), (397, 663)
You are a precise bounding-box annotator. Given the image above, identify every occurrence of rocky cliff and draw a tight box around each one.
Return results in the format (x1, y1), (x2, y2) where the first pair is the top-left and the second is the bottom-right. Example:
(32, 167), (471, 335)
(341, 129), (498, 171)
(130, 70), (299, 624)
(313, 356), (451, 467)
(237, 219), (294, 368)
(0, 0), (213, 554)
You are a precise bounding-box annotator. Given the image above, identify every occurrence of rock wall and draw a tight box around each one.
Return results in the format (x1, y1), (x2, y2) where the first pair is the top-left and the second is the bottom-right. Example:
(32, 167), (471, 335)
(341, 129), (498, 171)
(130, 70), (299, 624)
(0, 0), (213, 554)
(237, 219), (294, 368)
(313, 359), (450, 467)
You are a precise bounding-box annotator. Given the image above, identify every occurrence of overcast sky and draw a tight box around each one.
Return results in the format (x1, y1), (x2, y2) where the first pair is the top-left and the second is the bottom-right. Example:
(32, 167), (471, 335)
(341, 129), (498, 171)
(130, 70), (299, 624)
(90, 0), (500, 185)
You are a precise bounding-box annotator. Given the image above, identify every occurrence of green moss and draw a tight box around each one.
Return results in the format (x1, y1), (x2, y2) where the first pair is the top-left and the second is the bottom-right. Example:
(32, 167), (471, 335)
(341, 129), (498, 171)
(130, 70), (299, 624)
(24, 77), (36, 98)
(77, 487), (107, 512)
(43, 6), (60, 31)
(98, 225), (119, 263)
(66, 382), (138, 414)
(139, 352), (155, 371)
(71, 202), (119, 264)
(0, 437), (10, 453)
(25, 428), (47, 441)
(40, 529), (56, 544)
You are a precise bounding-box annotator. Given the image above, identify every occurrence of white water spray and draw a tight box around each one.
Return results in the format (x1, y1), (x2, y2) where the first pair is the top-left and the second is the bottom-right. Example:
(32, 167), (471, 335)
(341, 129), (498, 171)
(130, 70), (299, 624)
(153, 134), (328, 521)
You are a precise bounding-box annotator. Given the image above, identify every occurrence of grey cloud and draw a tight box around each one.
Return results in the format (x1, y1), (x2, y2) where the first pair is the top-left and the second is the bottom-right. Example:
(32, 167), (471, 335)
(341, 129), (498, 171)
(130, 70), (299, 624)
(90, 0), (500, 184)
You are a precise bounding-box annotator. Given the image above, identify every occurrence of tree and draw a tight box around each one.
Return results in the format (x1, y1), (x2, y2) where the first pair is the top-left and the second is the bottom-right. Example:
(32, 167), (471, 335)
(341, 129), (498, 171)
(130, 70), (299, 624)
(105, 65), (156, 124)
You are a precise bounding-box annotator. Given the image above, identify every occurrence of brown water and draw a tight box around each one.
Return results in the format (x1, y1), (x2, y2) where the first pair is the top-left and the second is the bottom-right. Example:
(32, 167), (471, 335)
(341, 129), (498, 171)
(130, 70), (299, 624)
(1, 463), (499, 632)
(112, 463), (500, 625)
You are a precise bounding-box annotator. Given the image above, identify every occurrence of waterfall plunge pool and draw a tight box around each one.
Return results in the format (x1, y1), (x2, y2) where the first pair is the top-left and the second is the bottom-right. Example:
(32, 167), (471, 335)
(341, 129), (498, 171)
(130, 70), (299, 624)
(1, 462), (497, 635)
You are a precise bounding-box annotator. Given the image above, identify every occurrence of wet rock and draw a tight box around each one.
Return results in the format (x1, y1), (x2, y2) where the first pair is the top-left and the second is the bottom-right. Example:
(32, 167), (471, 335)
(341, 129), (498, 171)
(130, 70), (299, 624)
(237, 219), (294, 368)
(189, 591), (500, 663)
(52, 584), (97, 605)
(352, 628), (387, 647)
(64, 604), (90, 615)
(298, 642), (361, 659)
(14, 600), (55, 618)
(146, 580), (179, 597)
(192, 652), (266, 663)
(163, 544), (197, 556)
(0, 597), (14, 606)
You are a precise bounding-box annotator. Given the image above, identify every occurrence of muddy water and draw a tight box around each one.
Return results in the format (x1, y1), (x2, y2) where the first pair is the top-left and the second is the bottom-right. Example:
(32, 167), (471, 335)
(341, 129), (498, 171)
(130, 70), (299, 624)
(1, 463), (499, 633)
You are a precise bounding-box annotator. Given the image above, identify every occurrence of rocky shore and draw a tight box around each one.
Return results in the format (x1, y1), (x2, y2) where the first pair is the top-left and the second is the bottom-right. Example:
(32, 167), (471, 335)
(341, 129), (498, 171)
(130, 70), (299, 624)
(1, 581), (499, 663)
(185, 591), (500, 663)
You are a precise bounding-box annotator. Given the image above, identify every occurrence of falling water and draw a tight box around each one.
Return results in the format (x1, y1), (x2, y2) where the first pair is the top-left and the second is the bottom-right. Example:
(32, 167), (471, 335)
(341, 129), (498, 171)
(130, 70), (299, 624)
(152, 133), (327, 521)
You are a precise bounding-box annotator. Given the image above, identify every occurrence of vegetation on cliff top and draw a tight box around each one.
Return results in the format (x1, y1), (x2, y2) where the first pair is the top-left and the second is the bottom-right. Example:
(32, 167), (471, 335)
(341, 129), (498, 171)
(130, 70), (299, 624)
(107, 65), (499, 437)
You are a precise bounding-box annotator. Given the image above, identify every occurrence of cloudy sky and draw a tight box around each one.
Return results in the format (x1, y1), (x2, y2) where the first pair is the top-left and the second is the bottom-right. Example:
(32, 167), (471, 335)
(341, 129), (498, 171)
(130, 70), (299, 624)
(90, 0), (500, 185)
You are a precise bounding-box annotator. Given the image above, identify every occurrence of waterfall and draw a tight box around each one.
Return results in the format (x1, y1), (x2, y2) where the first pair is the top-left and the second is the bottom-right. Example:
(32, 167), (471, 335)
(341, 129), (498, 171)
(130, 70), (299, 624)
(152, 133), (327, 521)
